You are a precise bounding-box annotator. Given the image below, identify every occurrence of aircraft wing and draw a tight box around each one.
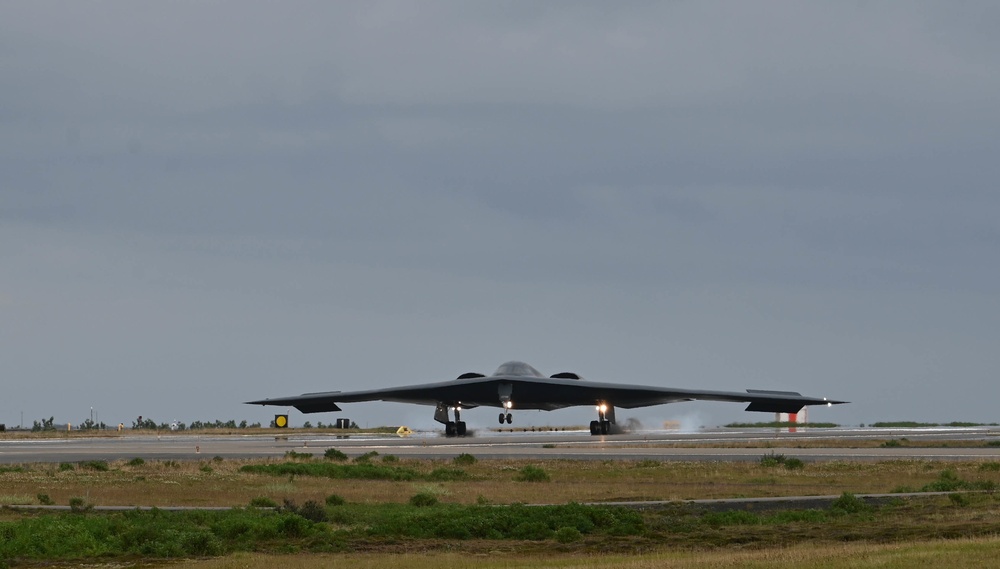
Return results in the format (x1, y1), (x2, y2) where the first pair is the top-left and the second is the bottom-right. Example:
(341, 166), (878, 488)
(247, 375), (845, 415)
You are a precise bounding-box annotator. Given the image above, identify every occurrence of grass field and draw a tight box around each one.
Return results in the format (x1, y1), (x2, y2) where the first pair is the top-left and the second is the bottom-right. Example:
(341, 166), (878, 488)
(172, 537), (1000, 569)
(1, 453), (999, 506)
(2, 448), (1000, 566)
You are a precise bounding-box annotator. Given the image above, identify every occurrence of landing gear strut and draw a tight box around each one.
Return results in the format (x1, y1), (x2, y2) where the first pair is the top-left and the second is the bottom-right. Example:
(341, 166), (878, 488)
(498, 382), (514, 425)
(435, 403), (467, 437)
(589, 403), (615, 436)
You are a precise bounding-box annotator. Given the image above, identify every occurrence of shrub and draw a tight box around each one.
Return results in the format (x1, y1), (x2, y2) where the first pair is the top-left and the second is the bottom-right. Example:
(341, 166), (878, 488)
(79, 460), (109, 472)
(36, 493), (54, 505)
(324, 448), (348, 461)
(325, 494), (346, 506)
(353, 451), (379, 463)
(759, 452), (785, 467)
(199, 464), (213, 473)
(381, 454), (398, 463)
(784, 457), (805, 470)
(58, 462), (74, 472)
(554, 526), (583, 543)
(68, 497), (93, 513)
(453, 453), (477, 465)
(284, 450), (313, 460)
(298, 500), (328, 522)
(516, 465), (550, 482)
(979, 462), (1000, 471)
(127, 457), (145, 467)
(949, 493), (970, 507)
(511, 521), (551, 540)
(409, 492), (439, 507)
(249, 496), (278, 508)
(830, 492), (871, 514)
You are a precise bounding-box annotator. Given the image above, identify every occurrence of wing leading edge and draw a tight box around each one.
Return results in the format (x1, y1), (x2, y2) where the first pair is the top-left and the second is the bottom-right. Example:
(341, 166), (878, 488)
(247, 370), (846, 416)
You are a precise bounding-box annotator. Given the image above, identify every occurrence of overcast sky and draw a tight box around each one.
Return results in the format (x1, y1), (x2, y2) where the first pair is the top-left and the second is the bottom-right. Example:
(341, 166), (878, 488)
(2, 2), (998, 431)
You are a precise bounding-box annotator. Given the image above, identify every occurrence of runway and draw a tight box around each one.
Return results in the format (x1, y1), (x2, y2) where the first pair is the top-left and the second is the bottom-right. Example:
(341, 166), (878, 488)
(3, 426), (1000, 464)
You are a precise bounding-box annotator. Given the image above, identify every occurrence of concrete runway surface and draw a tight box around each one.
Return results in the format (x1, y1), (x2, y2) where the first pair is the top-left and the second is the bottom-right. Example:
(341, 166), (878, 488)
(3, 426), (1000, 464)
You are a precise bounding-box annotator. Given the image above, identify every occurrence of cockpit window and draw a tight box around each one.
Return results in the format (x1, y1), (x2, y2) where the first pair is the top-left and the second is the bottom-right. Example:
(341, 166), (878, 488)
(493, 361), (544, 377)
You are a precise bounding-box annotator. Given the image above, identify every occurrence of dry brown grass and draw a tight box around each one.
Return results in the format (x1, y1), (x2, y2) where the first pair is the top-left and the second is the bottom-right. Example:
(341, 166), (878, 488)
(164, 536), (1000, 569)
(1, 455), (998, 508)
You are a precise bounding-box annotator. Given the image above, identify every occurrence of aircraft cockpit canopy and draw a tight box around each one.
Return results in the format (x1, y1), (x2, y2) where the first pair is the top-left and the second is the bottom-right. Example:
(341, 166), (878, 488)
(494, 361), (544, 378)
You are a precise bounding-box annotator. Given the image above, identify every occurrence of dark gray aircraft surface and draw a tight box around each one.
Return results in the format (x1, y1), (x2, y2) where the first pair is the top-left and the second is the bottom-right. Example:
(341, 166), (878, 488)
(247, 361), (847, 436)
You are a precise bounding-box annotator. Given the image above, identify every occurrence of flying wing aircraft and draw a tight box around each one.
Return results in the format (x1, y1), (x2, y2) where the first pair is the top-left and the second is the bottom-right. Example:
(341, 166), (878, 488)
(247, 360), (847, 436)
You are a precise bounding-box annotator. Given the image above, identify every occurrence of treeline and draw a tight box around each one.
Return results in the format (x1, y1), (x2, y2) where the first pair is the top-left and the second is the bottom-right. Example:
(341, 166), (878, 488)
(30, 417), (109, 432)
(133, 419), (263, 430)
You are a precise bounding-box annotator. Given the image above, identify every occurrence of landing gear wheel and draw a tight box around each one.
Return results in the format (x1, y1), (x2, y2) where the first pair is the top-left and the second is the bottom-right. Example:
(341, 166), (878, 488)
(505, 413), (513, 424)
(445, 421), (457, 437)
(589, 420), (600, 436)
(456, 421), (467, 436)
(600, 420), (611, 435)
(498, 413), (506, 425)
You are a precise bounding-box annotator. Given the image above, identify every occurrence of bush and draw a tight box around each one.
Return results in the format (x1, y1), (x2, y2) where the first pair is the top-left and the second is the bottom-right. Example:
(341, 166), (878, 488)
(325, 494), (346, 506)
(554, 526), (583, 543)
(58, 462), (74, 472)
(409, 492), (439, 507)
(453, 453), (477, 465)
(759, 452), (785, 467)
(36, 493), (54, 506)
(784, 457), (805, 470)
(127, 457), (145, 467)
(381, 454), (398, 463)
(516, 465), (550, 482)
(79, 460), (109, 472)
(324, 448), (348, 461)
(298, 500), (328, 522)
(249, 496), (278, 508)
(511, 521), (551, 540)
(353, 451), (379, 463)
(284, 450), (313, 460)
(68, 497), (93, 513)
(830, 492), (872, 514)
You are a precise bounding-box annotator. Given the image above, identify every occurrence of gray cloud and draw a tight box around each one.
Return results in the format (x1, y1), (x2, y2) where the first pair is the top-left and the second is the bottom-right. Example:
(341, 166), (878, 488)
(2, 2), (998, 428)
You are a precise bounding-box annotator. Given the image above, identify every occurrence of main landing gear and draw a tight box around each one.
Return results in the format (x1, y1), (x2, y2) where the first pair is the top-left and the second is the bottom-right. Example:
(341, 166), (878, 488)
(435, 402), (467, 437)
(498, 412), (512, 424)
(589, 403), (615, 436)
(445, 419), (467, 437)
